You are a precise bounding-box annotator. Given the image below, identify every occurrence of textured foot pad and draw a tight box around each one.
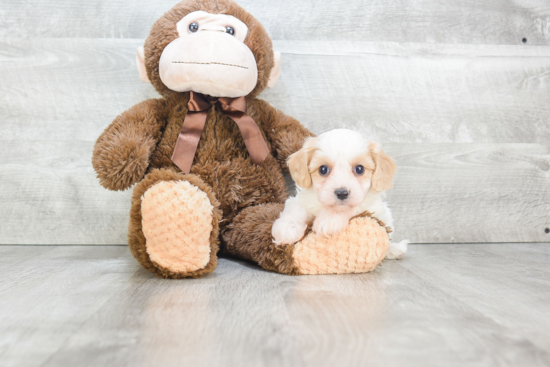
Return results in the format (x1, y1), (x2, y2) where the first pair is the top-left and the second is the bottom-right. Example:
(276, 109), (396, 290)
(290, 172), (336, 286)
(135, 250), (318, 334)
(141, 180), (213, 274)
(292, 215), (390, 275)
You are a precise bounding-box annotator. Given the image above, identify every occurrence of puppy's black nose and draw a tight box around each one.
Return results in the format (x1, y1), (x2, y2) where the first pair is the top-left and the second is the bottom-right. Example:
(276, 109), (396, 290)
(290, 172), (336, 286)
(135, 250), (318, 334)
(335, 188), (349, 200)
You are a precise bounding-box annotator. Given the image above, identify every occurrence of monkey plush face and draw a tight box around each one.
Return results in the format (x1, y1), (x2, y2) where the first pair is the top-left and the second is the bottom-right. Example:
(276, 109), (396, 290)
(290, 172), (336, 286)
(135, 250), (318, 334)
(159, 11), (258, 97)
(137, 0), (281, 98)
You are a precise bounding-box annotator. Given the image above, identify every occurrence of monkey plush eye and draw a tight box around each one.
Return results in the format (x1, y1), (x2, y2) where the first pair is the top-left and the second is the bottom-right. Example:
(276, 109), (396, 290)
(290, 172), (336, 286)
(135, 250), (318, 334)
(189, 22), (199, 33)
(354, 165), (365, 175)
(225, 26), (235, 35)
(319, 165), (330, 176)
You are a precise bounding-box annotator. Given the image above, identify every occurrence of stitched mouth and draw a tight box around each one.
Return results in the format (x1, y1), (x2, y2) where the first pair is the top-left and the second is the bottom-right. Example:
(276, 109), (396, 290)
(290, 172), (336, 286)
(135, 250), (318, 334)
(172, 61), (248, 70)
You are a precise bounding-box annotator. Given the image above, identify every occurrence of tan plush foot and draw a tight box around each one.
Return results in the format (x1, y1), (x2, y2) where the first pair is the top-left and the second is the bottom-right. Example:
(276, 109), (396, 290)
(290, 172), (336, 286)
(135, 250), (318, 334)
(141, 180), (214, 274)
(292, 215), (390, 275)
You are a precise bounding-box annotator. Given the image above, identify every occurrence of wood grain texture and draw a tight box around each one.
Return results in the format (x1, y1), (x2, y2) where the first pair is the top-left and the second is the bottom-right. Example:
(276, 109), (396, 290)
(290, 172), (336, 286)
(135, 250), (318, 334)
(1, 244), (549, 367)
(1, 0), (550, 45)
(2, 140), (548, 244)
(3, 39), (549, 144)
(270, 41), (550, 144)
(387, 143), (550, 243)
(0, 246), (138, 367)
(1, 38), (549, 244)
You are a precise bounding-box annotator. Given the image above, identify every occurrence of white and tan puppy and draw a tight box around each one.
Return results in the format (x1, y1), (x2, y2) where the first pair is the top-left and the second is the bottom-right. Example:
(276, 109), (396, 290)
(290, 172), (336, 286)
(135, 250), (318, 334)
(272, 129), (408, 259)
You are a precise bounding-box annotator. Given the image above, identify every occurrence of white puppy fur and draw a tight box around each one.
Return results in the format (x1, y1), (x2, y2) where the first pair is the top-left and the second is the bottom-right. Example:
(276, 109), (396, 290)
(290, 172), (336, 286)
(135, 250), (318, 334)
(272, 129), (408, 260)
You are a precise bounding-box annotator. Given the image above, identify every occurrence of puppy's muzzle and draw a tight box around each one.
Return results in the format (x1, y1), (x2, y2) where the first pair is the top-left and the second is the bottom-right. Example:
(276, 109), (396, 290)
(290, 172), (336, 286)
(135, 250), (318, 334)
(335, 188), (349, 201)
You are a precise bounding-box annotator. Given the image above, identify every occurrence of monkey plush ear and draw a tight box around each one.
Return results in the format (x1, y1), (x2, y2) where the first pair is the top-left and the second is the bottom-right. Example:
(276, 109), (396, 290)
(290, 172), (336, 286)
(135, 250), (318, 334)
(267, 51), (281, 88)
(136, 46), (151, 83)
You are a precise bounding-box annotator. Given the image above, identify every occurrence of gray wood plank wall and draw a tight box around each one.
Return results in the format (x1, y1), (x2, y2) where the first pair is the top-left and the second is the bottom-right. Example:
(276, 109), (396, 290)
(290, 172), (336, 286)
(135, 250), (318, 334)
(1, 0), (549, 244)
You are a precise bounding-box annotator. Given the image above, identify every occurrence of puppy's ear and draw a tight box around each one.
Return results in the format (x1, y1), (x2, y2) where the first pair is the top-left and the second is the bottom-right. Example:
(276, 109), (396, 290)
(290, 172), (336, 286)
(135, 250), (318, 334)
(370, 143), (396, 193)
(287, 137), (317, 189)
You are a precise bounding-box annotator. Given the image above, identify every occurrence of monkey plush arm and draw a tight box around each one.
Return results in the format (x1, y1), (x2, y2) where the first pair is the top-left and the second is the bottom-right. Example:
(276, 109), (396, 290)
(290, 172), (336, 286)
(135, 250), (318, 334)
(92, 99), (168, 191)
(255, 100), (315, 172)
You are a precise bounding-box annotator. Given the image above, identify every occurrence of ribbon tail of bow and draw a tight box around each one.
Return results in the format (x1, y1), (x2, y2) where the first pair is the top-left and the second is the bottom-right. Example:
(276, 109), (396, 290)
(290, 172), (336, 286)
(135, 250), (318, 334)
(226, 112), (270, 165)
(171, 109), (208, 174)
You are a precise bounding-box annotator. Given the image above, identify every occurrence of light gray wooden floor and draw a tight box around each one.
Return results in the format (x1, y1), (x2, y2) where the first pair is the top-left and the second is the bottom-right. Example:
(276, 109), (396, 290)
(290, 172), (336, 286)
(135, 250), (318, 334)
(1, 244), (549, 367)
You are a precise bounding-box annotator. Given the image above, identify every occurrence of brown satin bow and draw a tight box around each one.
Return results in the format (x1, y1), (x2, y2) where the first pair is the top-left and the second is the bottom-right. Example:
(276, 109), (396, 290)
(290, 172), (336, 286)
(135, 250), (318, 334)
(171, 91), (270, 173)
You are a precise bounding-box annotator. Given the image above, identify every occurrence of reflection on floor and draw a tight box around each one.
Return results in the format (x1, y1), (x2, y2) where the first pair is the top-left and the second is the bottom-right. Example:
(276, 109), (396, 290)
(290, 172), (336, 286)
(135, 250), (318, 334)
(1, 244), (549, 367)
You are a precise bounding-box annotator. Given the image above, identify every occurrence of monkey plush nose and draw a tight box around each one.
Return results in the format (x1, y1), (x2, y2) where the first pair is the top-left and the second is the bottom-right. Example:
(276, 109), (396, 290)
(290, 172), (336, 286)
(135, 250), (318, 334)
(335, 188), (349, 200)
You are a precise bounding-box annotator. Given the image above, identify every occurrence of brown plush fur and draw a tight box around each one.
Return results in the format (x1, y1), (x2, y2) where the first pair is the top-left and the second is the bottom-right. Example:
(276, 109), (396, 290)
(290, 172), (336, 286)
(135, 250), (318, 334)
(224, 203), (300, 275)
(93, 0), (313, 277)
(93, 99), (168, 191)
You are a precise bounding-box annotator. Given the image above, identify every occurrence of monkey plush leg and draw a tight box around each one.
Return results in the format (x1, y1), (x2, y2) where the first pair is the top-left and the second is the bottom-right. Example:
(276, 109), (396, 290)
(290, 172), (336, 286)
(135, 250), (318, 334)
(223, 204), (298, 274)
(224, 203), (390, 275)
(129, 168), (221, 278)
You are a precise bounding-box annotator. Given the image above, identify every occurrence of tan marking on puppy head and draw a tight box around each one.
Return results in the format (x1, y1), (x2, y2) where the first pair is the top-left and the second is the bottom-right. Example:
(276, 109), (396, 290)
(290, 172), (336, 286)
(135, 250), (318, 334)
(287, 137), (319, 189)
(350, 151), (376, 188)
(351, 152), (375, 172)
(370, 143), (396, 193)
(308, 151), (334, 186)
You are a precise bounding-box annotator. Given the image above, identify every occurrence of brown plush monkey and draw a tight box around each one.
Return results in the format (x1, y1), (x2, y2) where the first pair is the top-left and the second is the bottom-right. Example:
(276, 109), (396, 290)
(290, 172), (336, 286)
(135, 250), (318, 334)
(93, 0), (390, 278)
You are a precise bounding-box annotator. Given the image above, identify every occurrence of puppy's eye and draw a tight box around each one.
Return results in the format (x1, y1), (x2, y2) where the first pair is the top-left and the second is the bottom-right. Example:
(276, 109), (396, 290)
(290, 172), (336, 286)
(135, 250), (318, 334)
(319, 165), (330, 176)
(226, 26), (235, 35)
(354, 165), (365, 175)
(189, 22), (199, 33)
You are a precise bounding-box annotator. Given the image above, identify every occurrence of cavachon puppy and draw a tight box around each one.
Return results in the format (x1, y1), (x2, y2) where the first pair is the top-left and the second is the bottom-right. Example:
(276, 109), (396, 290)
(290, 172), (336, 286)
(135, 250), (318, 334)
(272, 129), (409, 260)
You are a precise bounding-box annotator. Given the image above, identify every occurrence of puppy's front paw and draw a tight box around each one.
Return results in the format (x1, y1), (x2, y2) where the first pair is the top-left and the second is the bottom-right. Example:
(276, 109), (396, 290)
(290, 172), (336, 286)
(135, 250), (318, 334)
(272, 218), (308, 245)
(312, 211), (350, 237)
(385, 240), (409, 260)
